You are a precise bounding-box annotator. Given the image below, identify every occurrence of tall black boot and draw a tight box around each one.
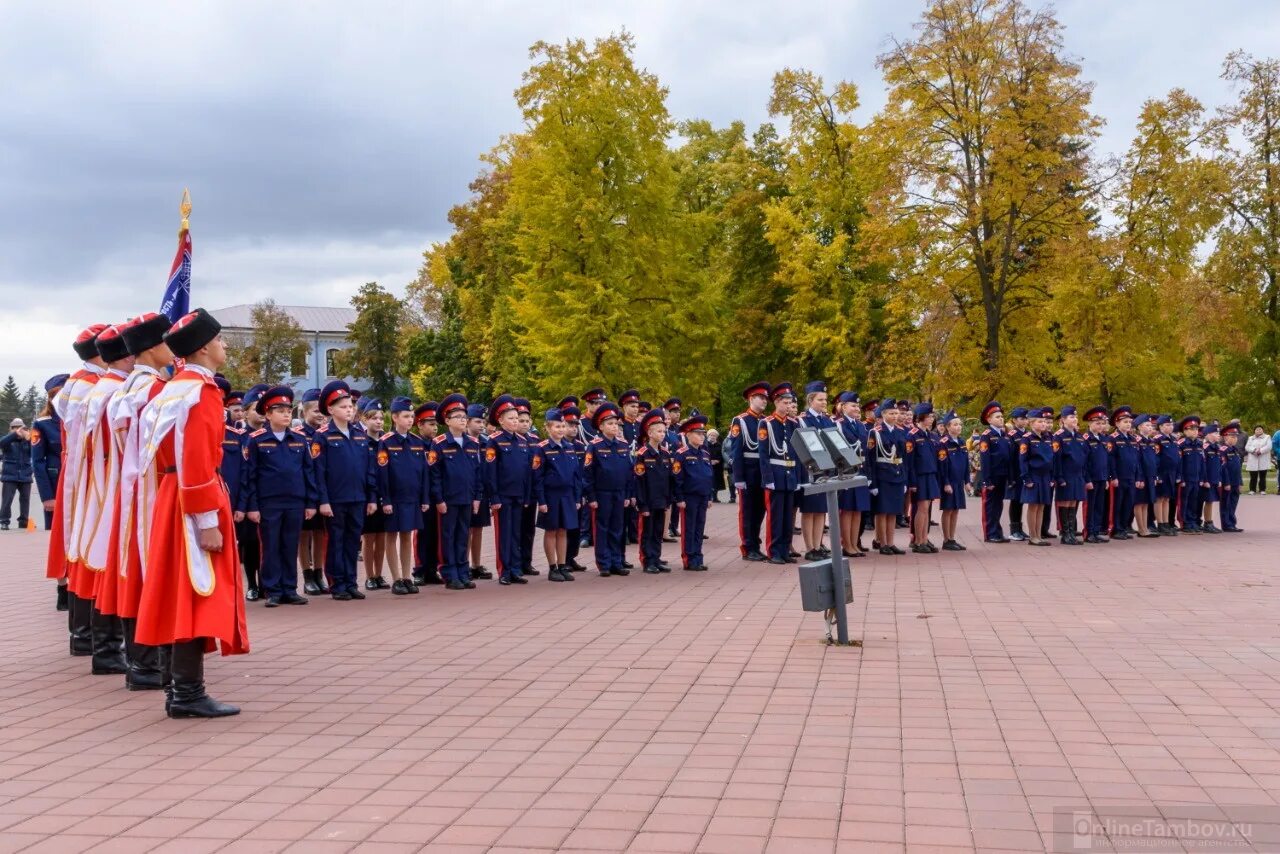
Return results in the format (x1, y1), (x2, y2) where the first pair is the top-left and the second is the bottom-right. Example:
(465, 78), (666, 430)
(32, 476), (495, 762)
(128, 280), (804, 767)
(68, 592), (93, 657)
(159, 644), (173, 714)
(90, 607), (128, 675)
(56, 585), (69, 612)
(168, 639), (240, 719)
(122, 617), (164, 691)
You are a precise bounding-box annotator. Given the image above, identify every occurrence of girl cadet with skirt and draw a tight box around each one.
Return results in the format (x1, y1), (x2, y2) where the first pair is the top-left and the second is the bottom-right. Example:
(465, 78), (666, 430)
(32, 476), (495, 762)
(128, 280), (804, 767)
(833, 392), (871, 557)
(1019, 407), (1056, 546)
(937, 410), (969, 551)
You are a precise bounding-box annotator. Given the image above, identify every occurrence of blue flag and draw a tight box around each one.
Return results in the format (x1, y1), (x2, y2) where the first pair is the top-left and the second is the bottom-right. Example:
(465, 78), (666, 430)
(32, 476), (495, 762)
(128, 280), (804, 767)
(160, 231), (192, 323)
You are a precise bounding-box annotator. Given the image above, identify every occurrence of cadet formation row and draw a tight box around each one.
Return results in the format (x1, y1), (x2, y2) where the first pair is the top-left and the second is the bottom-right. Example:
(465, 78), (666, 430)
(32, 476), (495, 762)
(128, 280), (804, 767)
(35, 307), (1251, 718)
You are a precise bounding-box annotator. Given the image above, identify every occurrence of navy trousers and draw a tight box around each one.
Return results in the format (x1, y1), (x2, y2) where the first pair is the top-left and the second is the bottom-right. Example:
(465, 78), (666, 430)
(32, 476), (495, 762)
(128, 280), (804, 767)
(1221, 488), (1239, 529)
(414, 506), (439, 577)
(680, 499), (709, 567)
(1008, 493), (1024, 534)
(1179, 483), (1202, 528)
(438, 504), (472, 582)
(324, 502), (366, 594)
(763, 486), (796, 561)
(980, 480), (1006, 540)
(1084, 481), (1110, 536)
(236, 517), (261, 586)
(259, 504), (304, 598)
(737, 483), (766, 556)
(1111, 483), (1134, 535)
(519, 503), (536, 573)
(493, 498), (525, 580)
(592, 493), (625, 572)
(639, 507), (667, 567)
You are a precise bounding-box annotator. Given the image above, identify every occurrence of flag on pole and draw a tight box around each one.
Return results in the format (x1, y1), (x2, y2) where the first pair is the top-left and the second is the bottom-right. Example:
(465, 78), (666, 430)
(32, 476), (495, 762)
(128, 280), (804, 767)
(160, 189), (193, 323)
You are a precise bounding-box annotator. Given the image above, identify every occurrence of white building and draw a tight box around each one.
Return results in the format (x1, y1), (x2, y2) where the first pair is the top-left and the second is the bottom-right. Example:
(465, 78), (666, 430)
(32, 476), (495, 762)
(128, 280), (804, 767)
(213, 304), (370, 392)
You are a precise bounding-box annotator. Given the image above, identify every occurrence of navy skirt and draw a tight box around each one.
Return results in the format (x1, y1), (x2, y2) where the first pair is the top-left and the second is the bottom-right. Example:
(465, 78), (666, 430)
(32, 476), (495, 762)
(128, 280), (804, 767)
(912, 473), (941, 502)
(382, 502), (422, 533)
(1202, 484), (1219, 504)
(838, 485), (871, 512)
(363, 508), (385, 534)
(470, 501), (491, 528)
(1056, 476), (1086, 502)
(873, 481), (906, 515)
(1133, 480), (1155, 505)
(536, 490), (579, 530)
(1020, 475), (1053, 505)
(798, 490), (828, 513)
(1155, 476), (1177, 500)
(939, 482), (966, 510)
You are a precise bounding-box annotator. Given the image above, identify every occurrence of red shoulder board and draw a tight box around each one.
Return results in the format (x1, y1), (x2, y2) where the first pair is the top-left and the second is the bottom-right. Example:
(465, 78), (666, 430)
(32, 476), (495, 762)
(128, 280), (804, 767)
(250, 428), (266, 437)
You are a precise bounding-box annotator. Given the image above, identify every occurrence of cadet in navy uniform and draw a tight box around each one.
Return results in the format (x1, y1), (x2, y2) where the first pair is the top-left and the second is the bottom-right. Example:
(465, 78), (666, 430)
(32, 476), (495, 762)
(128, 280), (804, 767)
(244, 386), (316, 607)
(1130, 415), (1159, 537)
(1080, 406), (1116, 543)
(833, 392), (871, 557)
(1176, 415), (1206, 533)
(975, 402), (1011, 543)
(1198, 421), (1224, 534)
(485, 395), (533, 585)
(411, 401), (443, 586)
(867, 400), (908, 555)
(584, 403), (635, 576)
(618, 389), (642, 545)
(377, 397), (429, 595)
(217, 379), (256, 599)
(758, 383), (800, 564)
(464, 403), (493, 580)
(297, 388), (329, 595)
(1018, 408), (1055, 545)
(1219, 421), (1244, 532)
(937, 410), (969, 550)
(660, 398), (683, 540)
(1108, 406), (1140, 540)
(1153, 415), (1181, 534)
(357, 397), (389, 590)
(1052, 406), (1087, 545)
(313, 380), (377, 600)
(796, 381), (833, 561)
(906, 401), (941, 553)
(559, 405), (589, 572)
(512, 398), (540, 576)
(731, 381), (771, 561)
(633, 408), (676, 572)
(532, 408), (583, 582)
(1005, 407), (1030, 540)
(31, 373), (68, 532)
(428, 394), (483, 589)
(674, 414), (714, 571)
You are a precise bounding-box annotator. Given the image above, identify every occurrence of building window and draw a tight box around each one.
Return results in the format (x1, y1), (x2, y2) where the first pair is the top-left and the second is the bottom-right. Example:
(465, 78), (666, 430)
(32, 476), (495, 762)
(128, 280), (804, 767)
(326, 348), (340, 378)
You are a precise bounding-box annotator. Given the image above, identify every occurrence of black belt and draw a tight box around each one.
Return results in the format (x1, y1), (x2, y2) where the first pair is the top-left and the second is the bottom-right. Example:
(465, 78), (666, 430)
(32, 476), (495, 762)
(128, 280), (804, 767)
(159, 466), (176, 474)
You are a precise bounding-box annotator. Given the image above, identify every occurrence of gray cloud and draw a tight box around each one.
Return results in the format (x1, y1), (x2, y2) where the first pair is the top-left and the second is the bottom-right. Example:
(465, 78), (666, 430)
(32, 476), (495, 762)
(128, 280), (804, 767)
(1, 0), (1277, 388)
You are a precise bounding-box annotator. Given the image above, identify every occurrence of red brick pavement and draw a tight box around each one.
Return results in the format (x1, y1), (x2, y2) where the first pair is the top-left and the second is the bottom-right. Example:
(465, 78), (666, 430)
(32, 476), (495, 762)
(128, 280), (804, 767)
(2, 497), (1280, 853)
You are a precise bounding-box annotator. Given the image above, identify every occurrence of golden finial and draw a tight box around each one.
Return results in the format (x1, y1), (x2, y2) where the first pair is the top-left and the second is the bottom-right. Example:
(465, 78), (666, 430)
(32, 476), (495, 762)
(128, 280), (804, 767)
(179, 188), (192, 235)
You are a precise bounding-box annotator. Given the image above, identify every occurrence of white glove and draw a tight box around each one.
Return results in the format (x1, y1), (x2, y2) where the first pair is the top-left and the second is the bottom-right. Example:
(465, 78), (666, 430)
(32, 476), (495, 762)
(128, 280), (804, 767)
(870, 488), (879, 496)
(764, 483), (774, 490)
(734, 482), (746, 490)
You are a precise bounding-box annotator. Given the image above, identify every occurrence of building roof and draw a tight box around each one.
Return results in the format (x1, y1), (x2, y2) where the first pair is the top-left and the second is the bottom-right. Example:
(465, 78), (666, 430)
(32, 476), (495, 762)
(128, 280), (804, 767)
(213, 304), (356, 335)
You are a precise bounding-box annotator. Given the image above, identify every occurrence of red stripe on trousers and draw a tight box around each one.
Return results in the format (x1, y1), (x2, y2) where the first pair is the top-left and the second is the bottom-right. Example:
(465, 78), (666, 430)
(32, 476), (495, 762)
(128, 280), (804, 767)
(765, 489), (773, 557)
(437, 508), (445, 567)
(737, 488), (747, 556)
(493, 511), (503, 574)
(680, 506), (688, 567)
(637, 513), (644, 566)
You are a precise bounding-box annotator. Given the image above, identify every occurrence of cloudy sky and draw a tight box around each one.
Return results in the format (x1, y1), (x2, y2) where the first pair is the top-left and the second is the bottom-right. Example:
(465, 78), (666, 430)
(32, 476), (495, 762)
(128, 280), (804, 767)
(1, 0), (1276, 389)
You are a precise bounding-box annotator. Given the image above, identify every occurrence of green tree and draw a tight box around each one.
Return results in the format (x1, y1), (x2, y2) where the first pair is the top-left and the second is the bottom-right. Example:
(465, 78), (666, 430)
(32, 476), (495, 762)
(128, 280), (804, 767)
(221, 299), (311, 387)
(333, 282), (405, 401)
(21, 383), (43, 419)
(502, 33), (719, 400)
(403, 289), (488, 402)
(867, 0), (1102, 401)
(0, 376), (21, 427)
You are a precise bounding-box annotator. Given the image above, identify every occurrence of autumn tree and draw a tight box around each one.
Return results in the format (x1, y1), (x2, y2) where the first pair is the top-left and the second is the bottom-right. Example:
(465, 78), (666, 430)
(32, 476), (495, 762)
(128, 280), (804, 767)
(501, 33), (719, 400)
(332, 282), (405, 401)
(221, 299), (311, 388)
(868, 0), (1101, 401)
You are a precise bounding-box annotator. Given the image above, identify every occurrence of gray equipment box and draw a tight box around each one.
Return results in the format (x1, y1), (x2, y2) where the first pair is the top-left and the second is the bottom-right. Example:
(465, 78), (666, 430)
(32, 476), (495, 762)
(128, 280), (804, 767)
(797, 559), (852, 612)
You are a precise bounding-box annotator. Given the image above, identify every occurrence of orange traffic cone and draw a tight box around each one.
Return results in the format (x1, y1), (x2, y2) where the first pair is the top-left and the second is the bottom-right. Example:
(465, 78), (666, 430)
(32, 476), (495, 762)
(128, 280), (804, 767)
(26, 515), (36, 531)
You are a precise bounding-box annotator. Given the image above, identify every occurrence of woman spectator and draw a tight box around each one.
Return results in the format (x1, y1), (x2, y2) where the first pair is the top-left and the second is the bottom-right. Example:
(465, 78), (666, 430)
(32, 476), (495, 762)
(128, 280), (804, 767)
(706, 428), (725, 502)
(0, 418), (33, 530)
(1246, 426), (1272, 494)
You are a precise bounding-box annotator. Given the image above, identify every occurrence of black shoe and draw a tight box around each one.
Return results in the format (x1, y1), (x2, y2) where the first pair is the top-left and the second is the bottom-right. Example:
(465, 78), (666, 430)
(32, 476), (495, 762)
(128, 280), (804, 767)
(1008, 531), (1028, 542)
(378, 576), (392, 589)
(612, 567), (630, 576)
(302, 570), (321, 595)
(1112, 531), (1132, 540)
(56, 586), (69, 612)
(1181, 526), (1201, 535)
(696, 564), (709, 571)
(984, 536), (1009, 544)
(392, 580), (410, 595)
(464, 580), (477, 588)
(348, 589), (366, 599)
(125, 670), (165, 692)
(1029, 538), (1052, 546)
(788, 549), (802, 558)
(279, 592), (309, 605)
(549, 567), (567, 582)
(766, 557), (787, 565)
(622, 561), (635, 569)
(744, 551), (766, 562)
(471, 567), (493, 580)
(942, 540), (965, 551)
(561, 565), (576, 580)
(1083, 534), (1103, 544)
(657, 559), (671, 567)
(445, 579), (466, 590)
(658, 564), (671, 573)
(643, 565), (661, 573)
(703, 534), (710, 540)
(683, 564), (698, 571)
(803, 550), (819, 561)
(315, 573), (330, 594)
(364, 578), (380, 590)
(245, 586), (261, 601)
(511, 575), (528, 584)
(332, 591), (353, 601)
(567, 559), (587, 571)
(598, 569), (612, 577)
(626, 537), (639, 545)
(0, 523), (7, 530)
(404, 579), (420, 593)
(1202, 523), (1222, 534)
(421, 570), (444, 585)
(264, 595), (281, 607)
(879, 547), (895, 556)
(662, 535), (677, 543)
(522, 567), (540, 576)
(499, 575), (513, 585)
(890, 545), (906, 555)
(168, 696), (240, 719)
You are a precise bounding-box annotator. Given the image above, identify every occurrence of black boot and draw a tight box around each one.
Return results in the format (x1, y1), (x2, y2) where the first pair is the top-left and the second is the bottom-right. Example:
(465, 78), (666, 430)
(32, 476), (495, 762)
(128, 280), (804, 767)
(56, 585), (69, 612)
(168, 639), (240, 719)
(244, 565), (260, 601)
(302, 569), (321, 596)
(68, 591), (93, 656)
(91, 607), (128, 675)
(122, 618), (164, 691)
